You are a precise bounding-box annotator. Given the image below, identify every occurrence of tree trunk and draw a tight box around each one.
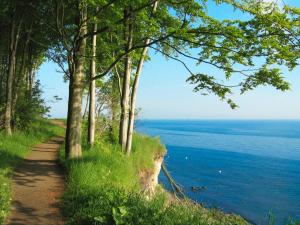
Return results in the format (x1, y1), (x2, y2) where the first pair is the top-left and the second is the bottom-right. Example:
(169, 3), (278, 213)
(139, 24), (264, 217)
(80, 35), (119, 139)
(111, 73), (120, 122)
(12, 27), (32, 122)
(65, 3), (87, 158)
(125, 1), (158, 154)
(5, 16), (22, 135)
(119, 9), (133, 150)
(5, 49), (16, 135)
(0, 59), (6, 105)
(82, 93), (89, 119)
(125, 44), (148, 154)
(88, 22), (97, 146)
(29, 65), (36, 95)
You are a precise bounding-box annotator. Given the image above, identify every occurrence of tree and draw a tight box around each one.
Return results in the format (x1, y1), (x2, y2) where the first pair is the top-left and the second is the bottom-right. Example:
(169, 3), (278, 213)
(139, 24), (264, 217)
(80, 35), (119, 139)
(88, 20), (97, 146)
(64, 1), (88, 158)
(4, 3), (23, 135)
(113, 0), (299, 154)
(0, 0), (54, 133)
(25, 0), (298, 159)
(119, 7), (134, 150)
(125, 0), (159, 154)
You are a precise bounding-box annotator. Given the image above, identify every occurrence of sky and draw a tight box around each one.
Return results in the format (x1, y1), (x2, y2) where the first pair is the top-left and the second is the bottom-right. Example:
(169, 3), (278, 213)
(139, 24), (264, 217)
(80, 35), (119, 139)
(37, 0), (300, 120)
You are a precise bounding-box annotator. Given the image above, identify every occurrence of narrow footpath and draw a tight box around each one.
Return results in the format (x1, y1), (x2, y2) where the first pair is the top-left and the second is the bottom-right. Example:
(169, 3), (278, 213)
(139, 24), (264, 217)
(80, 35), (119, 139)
(5, 131), (65, 225)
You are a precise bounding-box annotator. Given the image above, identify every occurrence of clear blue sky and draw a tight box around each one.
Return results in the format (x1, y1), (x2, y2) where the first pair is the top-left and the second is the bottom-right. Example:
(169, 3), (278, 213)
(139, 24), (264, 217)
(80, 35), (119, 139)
(37, 0), (300, 119)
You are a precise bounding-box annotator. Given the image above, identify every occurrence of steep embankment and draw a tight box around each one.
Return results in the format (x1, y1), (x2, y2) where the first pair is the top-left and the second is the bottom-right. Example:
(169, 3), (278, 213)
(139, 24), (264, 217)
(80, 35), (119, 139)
(61, 132), (249, 225)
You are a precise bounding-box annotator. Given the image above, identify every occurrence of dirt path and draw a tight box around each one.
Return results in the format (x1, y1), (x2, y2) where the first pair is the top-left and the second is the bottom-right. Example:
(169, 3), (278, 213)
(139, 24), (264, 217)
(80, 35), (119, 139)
(5, 133), (65, 225)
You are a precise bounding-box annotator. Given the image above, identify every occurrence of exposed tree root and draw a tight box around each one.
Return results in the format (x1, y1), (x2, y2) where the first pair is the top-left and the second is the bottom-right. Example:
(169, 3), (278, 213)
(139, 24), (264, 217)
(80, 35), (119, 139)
(161, 163), (186, 199)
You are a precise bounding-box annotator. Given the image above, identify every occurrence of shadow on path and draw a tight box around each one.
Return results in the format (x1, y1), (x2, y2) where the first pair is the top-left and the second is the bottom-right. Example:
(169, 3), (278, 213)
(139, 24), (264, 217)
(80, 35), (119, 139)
(5, 136), (65, 225)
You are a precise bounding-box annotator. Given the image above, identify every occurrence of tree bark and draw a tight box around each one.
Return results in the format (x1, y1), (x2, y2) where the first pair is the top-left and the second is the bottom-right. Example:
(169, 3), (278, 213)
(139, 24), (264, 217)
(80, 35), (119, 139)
(111, 71), (121, 123)
(82, 93), (89, 119)
(119, 9), (133, 150)
(12, 27), (32, 121)
(5, 15), (22, 135)
(125, 1), (158, 154)
(88, 22), (97, 146)
(65, 3), (87, 158)
(26, 44), (33, 91)
(125, 44), (148, 154)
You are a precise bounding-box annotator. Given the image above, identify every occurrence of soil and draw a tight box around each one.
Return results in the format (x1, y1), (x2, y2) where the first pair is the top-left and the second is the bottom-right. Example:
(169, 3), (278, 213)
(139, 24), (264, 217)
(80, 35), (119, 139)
(5, 123), (65, 225)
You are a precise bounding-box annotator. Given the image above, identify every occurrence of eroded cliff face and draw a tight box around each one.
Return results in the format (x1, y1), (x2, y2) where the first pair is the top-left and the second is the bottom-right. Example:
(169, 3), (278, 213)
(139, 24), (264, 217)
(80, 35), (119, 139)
(139, 153), (165, 197)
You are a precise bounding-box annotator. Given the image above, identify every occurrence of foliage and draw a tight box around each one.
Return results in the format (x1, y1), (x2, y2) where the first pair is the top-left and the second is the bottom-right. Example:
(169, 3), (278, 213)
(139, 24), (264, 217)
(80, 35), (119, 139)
(187, 73), (238, 109)
(0, 120), (64, 224)
(13, 80), (50, 129)
(240, 68), (290, 93)
(63, 185), (251, 225)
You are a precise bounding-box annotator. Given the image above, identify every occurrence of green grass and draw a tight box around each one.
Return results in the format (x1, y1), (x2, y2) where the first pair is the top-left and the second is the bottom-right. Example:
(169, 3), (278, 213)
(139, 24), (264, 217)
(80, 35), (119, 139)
(132, 133), (166, 170)
(0, 119), (64, 224)
(61, 133), (166, 192)
(61, 132), (249, 225)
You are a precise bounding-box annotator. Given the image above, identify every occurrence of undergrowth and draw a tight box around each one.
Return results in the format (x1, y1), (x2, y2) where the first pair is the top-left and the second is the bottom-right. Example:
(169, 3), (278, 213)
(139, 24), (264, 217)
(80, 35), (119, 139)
(61, 129), (249, 225)
(0, 119), (64, 224)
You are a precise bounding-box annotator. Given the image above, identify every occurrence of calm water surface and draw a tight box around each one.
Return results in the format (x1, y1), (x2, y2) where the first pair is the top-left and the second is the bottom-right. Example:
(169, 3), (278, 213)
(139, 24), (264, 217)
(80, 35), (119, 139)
(136, 120), (300, 225)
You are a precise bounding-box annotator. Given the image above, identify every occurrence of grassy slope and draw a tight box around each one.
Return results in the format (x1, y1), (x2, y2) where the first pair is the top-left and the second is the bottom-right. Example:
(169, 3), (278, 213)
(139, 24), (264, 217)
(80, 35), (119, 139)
(0, 120), (64, 224)
(62, 132), (249, 225)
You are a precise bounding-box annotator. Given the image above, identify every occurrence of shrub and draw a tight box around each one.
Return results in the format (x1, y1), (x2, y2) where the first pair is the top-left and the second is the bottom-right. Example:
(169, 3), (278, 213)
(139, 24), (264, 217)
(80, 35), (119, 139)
(13, 80), (50, 130)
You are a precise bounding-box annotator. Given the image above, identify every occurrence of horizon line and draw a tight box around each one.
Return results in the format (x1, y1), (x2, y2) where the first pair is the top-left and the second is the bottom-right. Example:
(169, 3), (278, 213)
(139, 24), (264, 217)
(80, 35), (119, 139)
(50, 117), (300, 121)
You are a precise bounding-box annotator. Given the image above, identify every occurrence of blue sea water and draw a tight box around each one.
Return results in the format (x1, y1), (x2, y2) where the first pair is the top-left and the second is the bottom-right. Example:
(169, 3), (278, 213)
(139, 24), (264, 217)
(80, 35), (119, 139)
(136, 120), (300, 225)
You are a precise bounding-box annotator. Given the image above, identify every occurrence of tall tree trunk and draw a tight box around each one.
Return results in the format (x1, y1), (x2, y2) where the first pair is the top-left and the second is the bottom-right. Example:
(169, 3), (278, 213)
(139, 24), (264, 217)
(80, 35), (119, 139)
(12, 26), (32, 122)
(0, 59), (6, 105)
(29, 67), (36, 94)
(125, 45), (148, 154)
(88, 22), (97, 146)
(82, 93), (89, 119)
(119, 9), (133, 149)
(65, 3), (87, 158)
(5, 15), (22, 135)
(111, 72), (121, 123)
(26, 43), (33, 92)
(125, 1), (158, 154)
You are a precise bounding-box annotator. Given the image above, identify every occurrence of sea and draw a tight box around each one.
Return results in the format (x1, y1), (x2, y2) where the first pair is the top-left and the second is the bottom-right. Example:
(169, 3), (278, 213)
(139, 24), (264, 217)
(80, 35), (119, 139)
(136, 120), (300, 225)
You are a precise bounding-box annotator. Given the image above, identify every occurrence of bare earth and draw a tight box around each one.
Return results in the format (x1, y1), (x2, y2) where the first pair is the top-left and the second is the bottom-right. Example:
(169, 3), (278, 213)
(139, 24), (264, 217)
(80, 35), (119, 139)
(5, 134), (65, 225)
